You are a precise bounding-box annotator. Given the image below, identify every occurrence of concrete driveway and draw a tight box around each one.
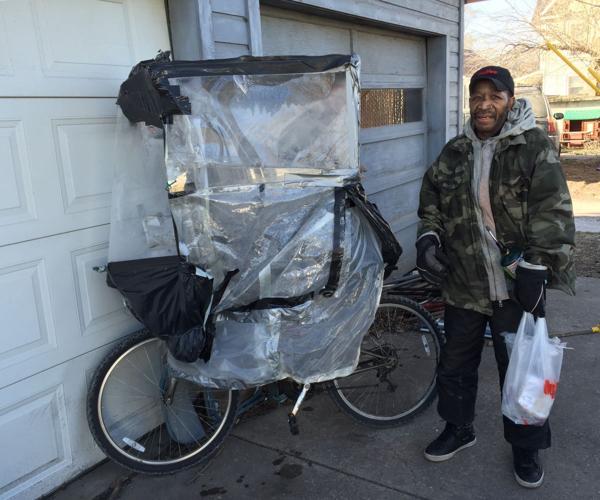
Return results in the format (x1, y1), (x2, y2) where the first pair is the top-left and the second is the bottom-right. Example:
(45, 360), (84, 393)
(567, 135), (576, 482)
(49, 279), (600, 500)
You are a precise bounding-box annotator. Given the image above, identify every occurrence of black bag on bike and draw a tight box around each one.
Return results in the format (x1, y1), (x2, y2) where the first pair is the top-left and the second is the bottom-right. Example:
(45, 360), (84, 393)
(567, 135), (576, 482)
(107, 255), (214, 362)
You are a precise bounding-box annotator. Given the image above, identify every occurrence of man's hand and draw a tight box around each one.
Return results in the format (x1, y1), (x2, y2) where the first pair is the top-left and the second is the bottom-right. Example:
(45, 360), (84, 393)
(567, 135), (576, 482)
(416, 234), (449, 286)
(515, 261), (547, 318)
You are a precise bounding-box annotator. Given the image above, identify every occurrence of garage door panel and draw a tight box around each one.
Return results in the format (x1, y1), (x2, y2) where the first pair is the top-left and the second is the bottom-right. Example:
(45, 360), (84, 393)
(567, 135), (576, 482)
(0, 0), (169, 97)
(53, 116), (115, 215)
(71, 243), (131, 338)
(261, 14), (351, 55)
(32, 0), (135, 78)
(369, 178), (421, 226)
(0, 226), (140, 389)
(0, 8), (12, 78)
(354, 30), (425, 77)
(0, 384), (71, 499)
(0, 99), (120, 247)
(0, 120), (36, 227)
(362, 74), (426, 88)
(362, 165), (424, 199)
(0, 349), (112, 500)
(0, 259), (56, 372)
(361, 133), (425, 176)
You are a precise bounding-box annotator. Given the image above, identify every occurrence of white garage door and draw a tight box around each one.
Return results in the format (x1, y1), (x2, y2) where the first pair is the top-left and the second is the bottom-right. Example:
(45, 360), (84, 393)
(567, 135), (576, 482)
(261, 6), (427, 270)
(0, 1), (169, 498)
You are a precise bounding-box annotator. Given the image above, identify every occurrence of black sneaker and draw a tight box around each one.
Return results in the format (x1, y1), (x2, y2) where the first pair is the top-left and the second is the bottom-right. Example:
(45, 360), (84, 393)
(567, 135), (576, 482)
(424, 422), (476, 462)
(513, 447), (544, 488)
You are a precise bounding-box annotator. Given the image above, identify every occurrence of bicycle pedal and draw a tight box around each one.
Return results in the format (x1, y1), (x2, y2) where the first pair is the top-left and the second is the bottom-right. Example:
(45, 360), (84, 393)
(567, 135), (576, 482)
(287, 413), (299, 435)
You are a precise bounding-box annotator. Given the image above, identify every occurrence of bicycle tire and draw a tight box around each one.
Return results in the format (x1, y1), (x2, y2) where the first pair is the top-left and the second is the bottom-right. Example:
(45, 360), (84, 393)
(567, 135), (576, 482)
(87, 329), (239, 475)
(327, 295), (443, 427)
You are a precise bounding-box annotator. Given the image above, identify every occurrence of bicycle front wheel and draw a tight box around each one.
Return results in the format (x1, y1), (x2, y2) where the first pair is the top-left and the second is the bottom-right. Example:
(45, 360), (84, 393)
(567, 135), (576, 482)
(87, 329), (239, 474)
(328, 296), (442, 427)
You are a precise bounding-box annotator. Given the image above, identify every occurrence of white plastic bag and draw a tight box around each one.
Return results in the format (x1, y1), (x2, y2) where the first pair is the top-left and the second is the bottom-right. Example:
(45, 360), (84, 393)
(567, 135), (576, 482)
(501, 312), (566, 426)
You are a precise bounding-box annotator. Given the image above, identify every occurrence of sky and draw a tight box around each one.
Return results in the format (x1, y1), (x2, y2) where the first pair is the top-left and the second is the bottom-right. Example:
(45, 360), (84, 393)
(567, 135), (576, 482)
(465, 0), (539, 51)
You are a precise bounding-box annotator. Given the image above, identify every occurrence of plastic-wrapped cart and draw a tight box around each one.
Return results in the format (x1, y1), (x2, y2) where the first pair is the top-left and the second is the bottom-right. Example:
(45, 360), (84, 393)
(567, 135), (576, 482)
(107, 52), (401, 389)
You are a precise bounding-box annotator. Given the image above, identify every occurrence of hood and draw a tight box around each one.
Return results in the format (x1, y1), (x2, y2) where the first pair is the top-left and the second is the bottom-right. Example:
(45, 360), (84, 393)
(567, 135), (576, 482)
(465, 98), (537, 142)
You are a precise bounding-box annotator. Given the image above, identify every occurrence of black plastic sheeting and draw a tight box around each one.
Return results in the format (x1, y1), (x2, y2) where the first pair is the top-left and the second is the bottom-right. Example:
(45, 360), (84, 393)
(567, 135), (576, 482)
(107, 255), (214, 362)
(116, 51), (355, 128)
(345, 183), (402, 278)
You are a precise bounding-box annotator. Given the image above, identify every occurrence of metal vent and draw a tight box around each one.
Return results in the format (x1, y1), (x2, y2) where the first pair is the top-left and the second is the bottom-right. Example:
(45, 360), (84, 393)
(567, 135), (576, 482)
(361, 88), (423, 128)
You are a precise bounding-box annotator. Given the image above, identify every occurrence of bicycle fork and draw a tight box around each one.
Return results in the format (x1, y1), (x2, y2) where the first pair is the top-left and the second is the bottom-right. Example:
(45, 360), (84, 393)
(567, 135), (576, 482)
(288, 383), (310, 435)
(162, 377), (178, 406)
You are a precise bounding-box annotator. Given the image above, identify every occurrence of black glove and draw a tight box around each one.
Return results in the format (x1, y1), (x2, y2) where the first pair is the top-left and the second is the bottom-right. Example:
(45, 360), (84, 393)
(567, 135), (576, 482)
(515, 261), (548, 318)
(416, 234), (449, 286)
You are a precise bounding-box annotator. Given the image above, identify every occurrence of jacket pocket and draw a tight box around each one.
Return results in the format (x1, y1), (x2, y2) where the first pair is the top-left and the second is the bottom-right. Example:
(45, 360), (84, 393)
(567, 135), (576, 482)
(437, 164), (469, 220)
(499, 176), (527, 225)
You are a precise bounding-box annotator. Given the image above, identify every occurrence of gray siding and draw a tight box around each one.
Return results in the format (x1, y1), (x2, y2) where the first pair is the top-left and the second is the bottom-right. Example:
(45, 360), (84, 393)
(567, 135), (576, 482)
(212, 4), (250, 58)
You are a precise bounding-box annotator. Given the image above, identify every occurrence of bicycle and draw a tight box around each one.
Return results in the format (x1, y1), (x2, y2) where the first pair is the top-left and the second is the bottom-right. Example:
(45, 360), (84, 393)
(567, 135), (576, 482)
(86, 284), (442, 475)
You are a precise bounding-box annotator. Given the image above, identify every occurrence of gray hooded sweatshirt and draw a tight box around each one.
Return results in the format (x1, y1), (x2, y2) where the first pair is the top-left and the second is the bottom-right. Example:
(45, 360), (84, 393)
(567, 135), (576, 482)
(464, 98), (537, 302)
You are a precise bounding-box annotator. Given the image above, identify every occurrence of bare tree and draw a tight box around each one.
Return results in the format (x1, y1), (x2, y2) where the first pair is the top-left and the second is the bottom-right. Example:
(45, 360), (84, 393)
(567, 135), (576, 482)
(506, 0), (600, 68)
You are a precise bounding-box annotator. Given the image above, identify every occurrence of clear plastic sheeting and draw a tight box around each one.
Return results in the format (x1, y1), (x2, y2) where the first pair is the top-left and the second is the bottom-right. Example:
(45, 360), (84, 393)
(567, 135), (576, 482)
(169, 209), (384, 388)
(108, 114), (177, 262)
(170, 186), (334, 302)
(110, 54), (398, 388)
(164, 68), (359, 192)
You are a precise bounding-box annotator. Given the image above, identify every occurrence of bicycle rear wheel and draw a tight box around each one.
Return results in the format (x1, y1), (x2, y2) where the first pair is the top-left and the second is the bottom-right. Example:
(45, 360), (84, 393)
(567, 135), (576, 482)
(87, 329), (239, 474)
(328, 296), (442, 427)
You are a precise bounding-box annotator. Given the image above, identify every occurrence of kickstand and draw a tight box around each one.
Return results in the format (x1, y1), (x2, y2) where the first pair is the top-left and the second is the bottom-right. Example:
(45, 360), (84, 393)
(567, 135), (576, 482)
(287, 383), (310, 435)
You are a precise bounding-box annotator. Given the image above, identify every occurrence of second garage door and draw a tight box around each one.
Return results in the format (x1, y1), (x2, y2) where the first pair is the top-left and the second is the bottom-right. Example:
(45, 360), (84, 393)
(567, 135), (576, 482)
(261, 6), (428, 270)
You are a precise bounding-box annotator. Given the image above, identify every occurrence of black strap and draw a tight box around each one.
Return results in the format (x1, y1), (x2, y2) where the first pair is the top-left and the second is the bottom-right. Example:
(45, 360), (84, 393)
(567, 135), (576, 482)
(171, 215), (181, 257)
(212, 269), (239, 309)
(320, 188), (346, 297)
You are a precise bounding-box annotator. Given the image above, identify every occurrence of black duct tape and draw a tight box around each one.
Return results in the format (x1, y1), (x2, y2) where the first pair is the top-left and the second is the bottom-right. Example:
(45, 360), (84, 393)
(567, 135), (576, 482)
(116, 51), (356, 127)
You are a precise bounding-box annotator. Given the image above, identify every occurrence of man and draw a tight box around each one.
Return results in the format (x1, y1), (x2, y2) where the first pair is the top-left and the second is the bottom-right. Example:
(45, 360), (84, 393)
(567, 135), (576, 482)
(416, 66), (575, 488)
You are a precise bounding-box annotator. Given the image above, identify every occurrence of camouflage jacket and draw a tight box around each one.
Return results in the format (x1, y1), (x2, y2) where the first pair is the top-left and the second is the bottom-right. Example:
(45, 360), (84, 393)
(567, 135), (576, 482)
(417, 126), (576, 315)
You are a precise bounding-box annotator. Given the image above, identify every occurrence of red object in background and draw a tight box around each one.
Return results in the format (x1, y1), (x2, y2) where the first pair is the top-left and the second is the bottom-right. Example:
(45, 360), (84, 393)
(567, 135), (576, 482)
(547, 115), (557, 135)
(561, 118), (600, 148)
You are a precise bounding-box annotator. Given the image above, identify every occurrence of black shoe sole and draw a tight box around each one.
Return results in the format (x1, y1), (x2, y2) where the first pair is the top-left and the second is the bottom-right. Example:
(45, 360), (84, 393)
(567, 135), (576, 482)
(423, 437), (477, 462)
(514, 470), (544, 488)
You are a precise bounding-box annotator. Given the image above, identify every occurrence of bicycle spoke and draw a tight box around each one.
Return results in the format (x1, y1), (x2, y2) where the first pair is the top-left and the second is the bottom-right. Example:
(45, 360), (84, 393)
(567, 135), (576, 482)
(331, 299), (441, 422)
(92, 336), (236, 468)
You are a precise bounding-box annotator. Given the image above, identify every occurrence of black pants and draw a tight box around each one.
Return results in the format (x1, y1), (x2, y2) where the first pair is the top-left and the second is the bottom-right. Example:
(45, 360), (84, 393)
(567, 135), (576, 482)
(437, 300), (551, 450)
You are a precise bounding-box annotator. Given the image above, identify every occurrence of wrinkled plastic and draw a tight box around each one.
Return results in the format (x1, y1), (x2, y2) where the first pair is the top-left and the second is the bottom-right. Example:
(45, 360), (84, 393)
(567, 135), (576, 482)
(164, 70), (359, 190)
(108, 115), (177, 262)
(161, 56), (383, 387)
(502, 313), (566, 426)
(169, 208), (384, 388)
(110, 54), (400, 388)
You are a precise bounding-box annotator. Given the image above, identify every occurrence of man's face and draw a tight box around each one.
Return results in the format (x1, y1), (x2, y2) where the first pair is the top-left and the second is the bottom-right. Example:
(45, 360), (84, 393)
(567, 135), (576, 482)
(469, 80), (515, 139)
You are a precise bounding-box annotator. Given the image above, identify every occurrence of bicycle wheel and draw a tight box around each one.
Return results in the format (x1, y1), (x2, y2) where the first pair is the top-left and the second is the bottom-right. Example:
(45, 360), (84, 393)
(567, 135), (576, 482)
(327, 296), (442, 427)
(87, 329), (239, 474)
